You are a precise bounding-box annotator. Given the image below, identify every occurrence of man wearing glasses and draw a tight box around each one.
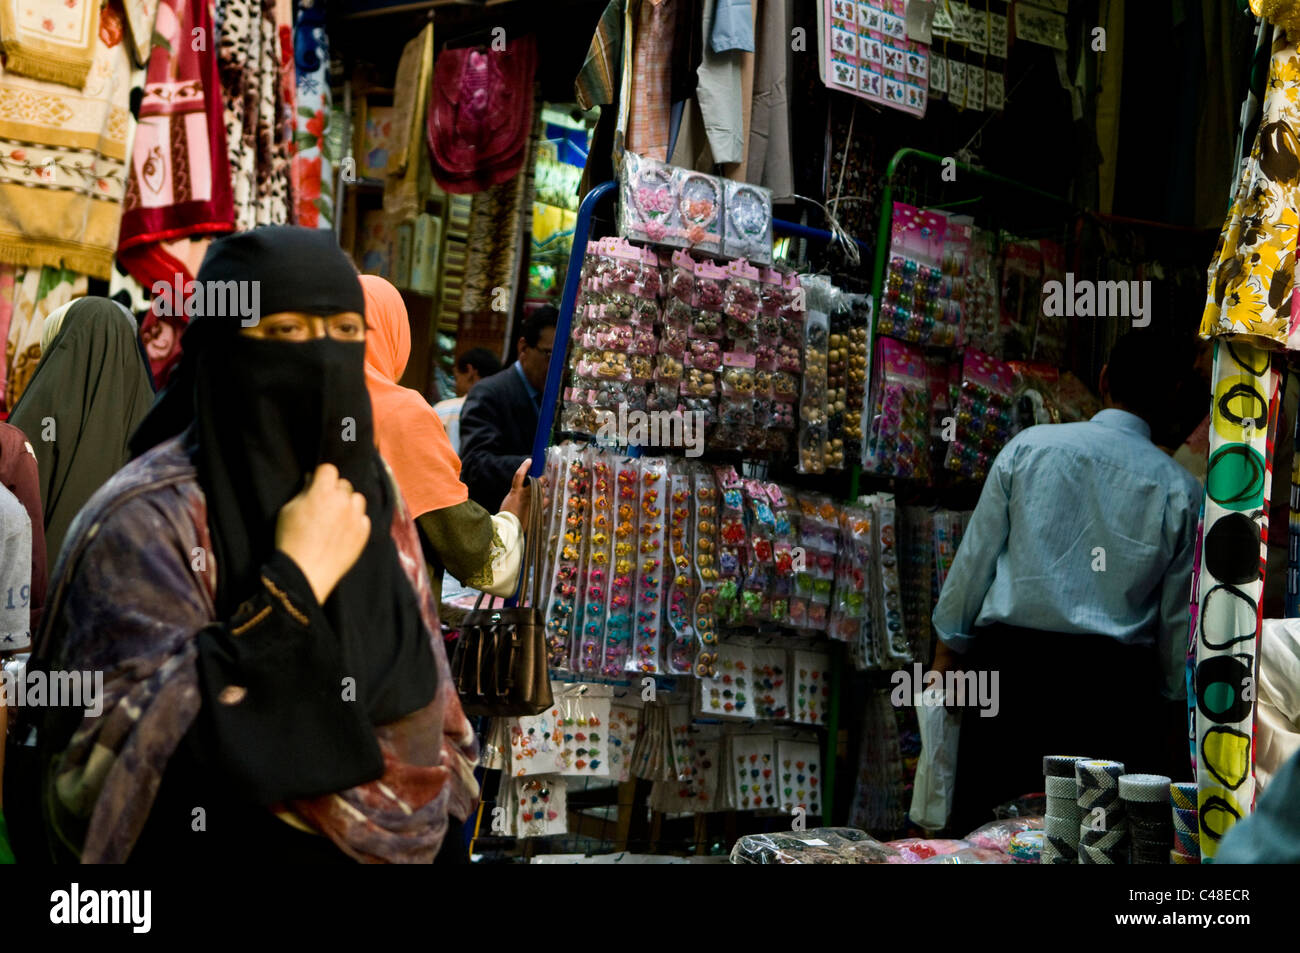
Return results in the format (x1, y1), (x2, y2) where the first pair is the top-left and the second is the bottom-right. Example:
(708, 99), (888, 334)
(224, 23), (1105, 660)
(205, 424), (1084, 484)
(459, 306), (558, 510)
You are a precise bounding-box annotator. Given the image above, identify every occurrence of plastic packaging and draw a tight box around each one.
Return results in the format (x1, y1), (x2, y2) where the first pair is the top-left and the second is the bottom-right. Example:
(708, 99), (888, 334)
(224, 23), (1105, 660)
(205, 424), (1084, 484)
(729, 828), (900, 864)
(723, 180), (774, 264)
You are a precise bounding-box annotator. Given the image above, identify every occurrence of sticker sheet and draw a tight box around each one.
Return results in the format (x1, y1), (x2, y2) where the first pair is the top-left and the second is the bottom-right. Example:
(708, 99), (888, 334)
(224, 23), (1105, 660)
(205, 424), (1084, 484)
(823, 0), (929, 117)
(1194, 339), (1280, 860)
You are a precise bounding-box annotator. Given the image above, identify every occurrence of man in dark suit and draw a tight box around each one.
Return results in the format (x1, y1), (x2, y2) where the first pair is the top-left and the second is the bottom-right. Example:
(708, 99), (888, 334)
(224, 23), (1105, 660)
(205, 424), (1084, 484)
(459, 307), (557, 510)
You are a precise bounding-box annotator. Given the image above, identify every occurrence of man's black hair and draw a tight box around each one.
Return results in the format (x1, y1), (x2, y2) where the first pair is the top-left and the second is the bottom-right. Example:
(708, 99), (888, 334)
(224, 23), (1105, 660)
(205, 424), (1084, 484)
(1105, 329), (1179, 426)
(456, 347), (501, 379)
(518, 305), (559, 348)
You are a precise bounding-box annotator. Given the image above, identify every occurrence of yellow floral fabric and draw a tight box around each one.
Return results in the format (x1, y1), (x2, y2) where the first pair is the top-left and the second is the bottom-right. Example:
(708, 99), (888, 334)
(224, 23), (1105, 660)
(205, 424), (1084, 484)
(1202, 29), (1300, 348)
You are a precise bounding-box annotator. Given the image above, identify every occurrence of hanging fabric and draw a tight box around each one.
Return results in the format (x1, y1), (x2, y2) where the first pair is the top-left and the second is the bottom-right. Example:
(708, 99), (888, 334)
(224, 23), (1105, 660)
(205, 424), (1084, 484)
(117, 0), (235, 276)
(0, 1), (137, 280)
(217, 0), (294, 229)
(122, 0), (161, 67)
(291, 0), (331, 228)
(0, 0), (102, 88)
(426, 34), (537, 194)
(1201, 28), (1300, 348)
(383, 22), (433, 220)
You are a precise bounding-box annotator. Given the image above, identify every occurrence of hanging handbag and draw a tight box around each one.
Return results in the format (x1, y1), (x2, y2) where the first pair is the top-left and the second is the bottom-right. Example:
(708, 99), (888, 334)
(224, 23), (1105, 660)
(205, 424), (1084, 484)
(451, 476), (553, 716)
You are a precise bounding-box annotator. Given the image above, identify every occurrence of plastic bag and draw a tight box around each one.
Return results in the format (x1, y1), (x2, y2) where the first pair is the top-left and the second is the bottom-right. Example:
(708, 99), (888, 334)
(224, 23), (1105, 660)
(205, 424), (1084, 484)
(908, 687), (961, 831)
(920, 847), (1015, 864)
(964, 815), (1043, 853)
(883, 838), (972, 863)
(729, 827), (899, 864)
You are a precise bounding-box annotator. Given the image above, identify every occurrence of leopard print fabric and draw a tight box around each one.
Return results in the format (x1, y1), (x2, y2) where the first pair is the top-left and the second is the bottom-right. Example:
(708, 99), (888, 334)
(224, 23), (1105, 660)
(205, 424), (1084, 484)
(217, 0), (293, 230)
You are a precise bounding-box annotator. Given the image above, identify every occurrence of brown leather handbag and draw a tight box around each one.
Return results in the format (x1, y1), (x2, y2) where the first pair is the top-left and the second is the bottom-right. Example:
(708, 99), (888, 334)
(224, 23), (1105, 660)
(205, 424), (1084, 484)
(451, 477), (553, 716)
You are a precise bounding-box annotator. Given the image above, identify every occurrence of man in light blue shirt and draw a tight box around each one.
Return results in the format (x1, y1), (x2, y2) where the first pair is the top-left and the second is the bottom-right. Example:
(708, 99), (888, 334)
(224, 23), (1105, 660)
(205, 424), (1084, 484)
(932, 331), (1202, 831)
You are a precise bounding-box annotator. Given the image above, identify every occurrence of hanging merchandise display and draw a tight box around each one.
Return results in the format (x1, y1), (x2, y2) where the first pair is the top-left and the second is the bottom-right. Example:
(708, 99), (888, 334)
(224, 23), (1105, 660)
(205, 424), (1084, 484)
(1194, 339), (1280, 860)
(822, 0), (929, 117)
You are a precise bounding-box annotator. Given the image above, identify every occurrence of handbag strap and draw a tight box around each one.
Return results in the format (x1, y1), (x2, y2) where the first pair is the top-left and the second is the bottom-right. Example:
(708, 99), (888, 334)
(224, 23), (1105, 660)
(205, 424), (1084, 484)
(522, 475), (544, 609)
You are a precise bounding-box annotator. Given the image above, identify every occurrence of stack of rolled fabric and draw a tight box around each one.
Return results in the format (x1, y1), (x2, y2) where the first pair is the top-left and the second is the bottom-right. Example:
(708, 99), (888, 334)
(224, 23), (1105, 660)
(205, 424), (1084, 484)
(1169, 781), (1201, 864)
(1075, 759), (1128, 864)
(1041, 754), (1090, 864)
(1119, 774), (1173, 864)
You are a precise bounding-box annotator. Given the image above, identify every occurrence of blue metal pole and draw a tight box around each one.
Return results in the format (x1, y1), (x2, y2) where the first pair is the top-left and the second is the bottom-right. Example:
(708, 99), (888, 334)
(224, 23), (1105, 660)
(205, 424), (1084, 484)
(529, 180), (617, 479)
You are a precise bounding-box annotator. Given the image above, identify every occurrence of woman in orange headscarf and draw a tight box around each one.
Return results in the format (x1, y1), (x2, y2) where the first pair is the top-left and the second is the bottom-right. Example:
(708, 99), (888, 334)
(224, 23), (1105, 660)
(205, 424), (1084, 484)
(360, 275), (529, 602)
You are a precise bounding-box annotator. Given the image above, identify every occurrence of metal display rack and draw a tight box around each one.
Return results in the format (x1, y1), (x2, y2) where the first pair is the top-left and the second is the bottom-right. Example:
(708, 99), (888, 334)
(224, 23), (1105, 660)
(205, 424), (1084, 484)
(523, 179), (879, 834)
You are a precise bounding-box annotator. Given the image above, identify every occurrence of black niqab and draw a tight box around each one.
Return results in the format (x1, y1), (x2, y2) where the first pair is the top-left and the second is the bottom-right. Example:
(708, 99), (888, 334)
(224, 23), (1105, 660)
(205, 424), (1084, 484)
(131, 226), (436, 732)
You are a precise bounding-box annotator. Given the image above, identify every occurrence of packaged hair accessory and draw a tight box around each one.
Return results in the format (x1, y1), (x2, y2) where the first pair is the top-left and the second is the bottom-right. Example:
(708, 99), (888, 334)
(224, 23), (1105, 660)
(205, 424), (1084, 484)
(797, 276), (831, 474)
(872, 494), (911, 661)
(698, 638), (756, 719)
(944, 348), (1015, 481)
(741, 479), (777, 622)
(712, 466), (747, 626)
(792, 649), (833, 726)
(576, 452), (615, 671)
(598, 461), (641, 673)
(628, 457), (667, 674)
(723, 181), (774, 264)
(665, 467), (697, 675)
(753, 645), (790, 720)
(546, 445), (590, 669)
(515, 775), (567, 837)
(777, 738), (823, 816)
(619, 152), (679, 246)
(830, 506), (871, 646)
(674, 168), (725, 256)
(692, 468), (721, 677)
(554, 683), (612, 777)
(863, 337), (932, 480)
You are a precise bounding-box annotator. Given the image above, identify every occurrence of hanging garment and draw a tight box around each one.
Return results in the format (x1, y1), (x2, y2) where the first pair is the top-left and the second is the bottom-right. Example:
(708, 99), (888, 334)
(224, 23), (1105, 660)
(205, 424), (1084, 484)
(693, 0), (743, 165)
(574, 0), (622, 110)
(117, 0), (235, 277)
(745, 0), (793, 203)
(112, 245), (190, 387)
(9, 297), (154, 562)
(0, 0), (102, 88)
(0, 3), (136, 280)
(217, 0), (293, 229)
(291, 0), (332, 229)
(709, 0), (752, 52)
(4, 268), (87, 410)
(384, 23), (433, 219)
(627, 0), (678, 161)
(427, 35), (537, 194)
(1201, 29), (1300, 348)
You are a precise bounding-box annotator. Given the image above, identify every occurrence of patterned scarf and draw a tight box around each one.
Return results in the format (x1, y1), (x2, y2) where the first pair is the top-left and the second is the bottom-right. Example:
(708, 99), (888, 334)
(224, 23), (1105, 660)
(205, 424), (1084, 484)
(41, 438), (480, 863)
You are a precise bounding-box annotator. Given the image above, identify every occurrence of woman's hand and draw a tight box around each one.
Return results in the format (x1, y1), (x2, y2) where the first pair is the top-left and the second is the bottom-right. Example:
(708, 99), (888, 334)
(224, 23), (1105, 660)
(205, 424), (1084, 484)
(499, 458), (532, 527)
(275, 463), (371, 604)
